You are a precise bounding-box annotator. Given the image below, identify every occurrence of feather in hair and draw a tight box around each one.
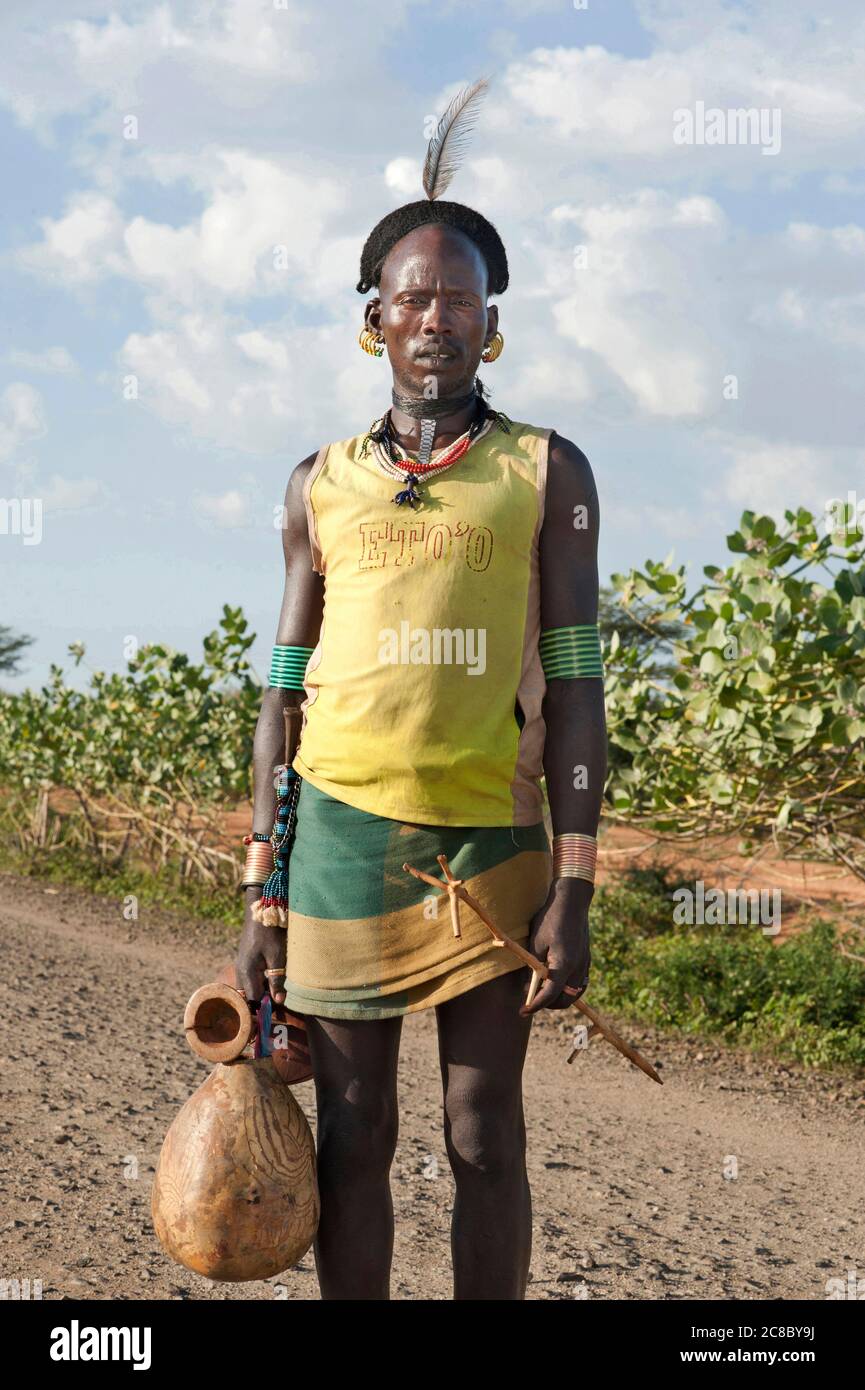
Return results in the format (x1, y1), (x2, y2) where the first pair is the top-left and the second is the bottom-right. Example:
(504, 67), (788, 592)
(422, 76), (490, 201)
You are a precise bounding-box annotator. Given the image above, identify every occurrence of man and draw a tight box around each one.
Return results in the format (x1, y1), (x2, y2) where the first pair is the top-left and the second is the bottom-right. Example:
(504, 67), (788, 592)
(236, 185), (606, 1300)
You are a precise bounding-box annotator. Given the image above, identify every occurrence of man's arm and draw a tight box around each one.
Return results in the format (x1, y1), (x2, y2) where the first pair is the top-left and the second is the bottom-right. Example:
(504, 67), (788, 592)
(235, 452), (324, 1004)
(520, 432), (606, 1015)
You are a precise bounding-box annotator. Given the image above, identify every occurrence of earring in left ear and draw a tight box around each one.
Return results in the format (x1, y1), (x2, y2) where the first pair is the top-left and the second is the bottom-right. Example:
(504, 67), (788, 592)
(481, 331), (504, 363)
(359, 327), (385, 358)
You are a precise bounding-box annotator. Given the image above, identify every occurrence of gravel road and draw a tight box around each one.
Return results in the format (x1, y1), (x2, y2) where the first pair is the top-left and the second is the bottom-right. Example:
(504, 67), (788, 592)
(1, 872), (862, 1301)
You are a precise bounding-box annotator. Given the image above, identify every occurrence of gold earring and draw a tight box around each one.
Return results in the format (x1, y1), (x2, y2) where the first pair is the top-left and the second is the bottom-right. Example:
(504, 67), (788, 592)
(481, 330), (504, 363)
(358, 327), (385, 358)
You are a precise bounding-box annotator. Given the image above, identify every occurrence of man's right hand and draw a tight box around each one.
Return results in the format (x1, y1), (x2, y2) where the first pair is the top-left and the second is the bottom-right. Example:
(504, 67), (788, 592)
(235, 887), (287, 1005)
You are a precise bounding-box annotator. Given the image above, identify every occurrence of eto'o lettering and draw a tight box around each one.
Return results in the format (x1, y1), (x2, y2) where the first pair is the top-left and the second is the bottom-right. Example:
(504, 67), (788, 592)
(358, 520), (494, 572)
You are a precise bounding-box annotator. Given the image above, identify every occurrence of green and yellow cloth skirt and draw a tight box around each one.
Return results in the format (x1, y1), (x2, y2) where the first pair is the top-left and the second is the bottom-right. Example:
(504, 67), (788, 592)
(280, 779), (552, 1021)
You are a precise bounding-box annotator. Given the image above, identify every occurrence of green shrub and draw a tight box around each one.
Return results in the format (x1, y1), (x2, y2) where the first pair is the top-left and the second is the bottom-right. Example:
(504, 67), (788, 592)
(587, 879), (865, 1069)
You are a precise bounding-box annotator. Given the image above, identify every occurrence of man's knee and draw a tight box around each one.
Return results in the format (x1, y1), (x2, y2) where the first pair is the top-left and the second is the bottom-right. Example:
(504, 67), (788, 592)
(316, 1085), (399, 1174)
(444, 1090), (526, 1181)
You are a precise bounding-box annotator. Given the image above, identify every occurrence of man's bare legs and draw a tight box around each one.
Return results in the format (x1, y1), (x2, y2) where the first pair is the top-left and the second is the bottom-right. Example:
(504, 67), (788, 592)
(304, 968), (533, 1301)
(304, 1013), (402, 1299)
(436, 967), (534, 1300)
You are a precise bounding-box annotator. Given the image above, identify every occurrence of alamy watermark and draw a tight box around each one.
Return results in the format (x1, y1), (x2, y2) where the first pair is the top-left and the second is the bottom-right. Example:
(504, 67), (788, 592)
(672, 880), (781, 936)
(0, 1277), (42, 1299)
(378, 623), (486, 675)
(49, 1321), (151, 1369)
(0, 497), (42, 544)
(673, 101), (781, 156)
(825, 1267), (865, 1299)
(824, 491), (864, 539)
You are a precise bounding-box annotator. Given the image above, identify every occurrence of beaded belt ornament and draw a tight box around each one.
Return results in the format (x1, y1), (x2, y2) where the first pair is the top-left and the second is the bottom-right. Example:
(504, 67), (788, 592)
(248, 763), (302, 927)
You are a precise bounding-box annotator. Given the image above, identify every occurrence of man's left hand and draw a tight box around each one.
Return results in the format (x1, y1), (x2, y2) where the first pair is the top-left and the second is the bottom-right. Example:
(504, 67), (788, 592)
(520, 878), (592, 1014)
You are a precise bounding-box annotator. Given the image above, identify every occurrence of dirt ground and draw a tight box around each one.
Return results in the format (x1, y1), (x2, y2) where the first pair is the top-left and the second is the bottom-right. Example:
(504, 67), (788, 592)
(0, 870), (862, 1302)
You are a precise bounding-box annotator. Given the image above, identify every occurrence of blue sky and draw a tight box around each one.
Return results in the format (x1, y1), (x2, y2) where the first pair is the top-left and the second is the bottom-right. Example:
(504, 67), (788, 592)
(1, 0), (863, 692)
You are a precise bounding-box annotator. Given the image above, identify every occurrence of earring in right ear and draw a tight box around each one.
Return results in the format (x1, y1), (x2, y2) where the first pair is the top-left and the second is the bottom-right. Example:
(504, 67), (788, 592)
(481, 331), (504, 363)
(358, 327), (385, 358)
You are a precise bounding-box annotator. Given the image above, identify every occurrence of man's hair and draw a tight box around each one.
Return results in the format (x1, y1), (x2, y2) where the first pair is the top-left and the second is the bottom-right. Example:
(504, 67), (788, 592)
(356, 200), (509, 296)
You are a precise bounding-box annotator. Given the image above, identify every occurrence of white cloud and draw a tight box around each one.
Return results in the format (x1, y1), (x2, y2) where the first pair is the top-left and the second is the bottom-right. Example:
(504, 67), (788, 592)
(385, 158), (421, 199)
(193, 488), (253, 527)
(117, 307), (383, 452)
(0, 0), (416, 152)
(712, 437), (850, 518)
(542, 188), (727, 418)
(235, 331), (289, 372)
(40, 474), (103, 512)
(609, 498), (704, 544)
(495, 4), (865, 180)
(64, 0), (314, 80)
(823, 173), (865, 196)
(123, 327), (213, 412)
(507, 357), (592, 410)
(124, 152), (345, 301)
(786, 221), (865, 256)
(6, 346), (77, 374)
(0, 383), (46, 462)
(19, 192), (127, 283)
(510, 186), (865, 459)
(0, 1), (316, 131)
(20, 151), (347, 305)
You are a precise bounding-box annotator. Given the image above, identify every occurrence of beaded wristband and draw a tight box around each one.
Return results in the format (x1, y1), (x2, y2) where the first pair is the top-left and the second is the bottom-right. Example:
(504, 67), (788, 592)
(269, 644), (314, 691)
(539, 625), (603, 680)
(552, 833), (597, 884)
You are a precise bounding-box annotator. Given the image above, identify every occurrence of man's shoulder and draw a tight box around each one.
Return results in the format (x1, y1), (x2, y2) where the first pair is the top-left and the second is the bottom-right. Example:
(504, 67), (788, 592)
(495, 419), (586, 460)
(485, 417), (551, 468)
(315, 428), (376, 464)
(288, 448), (322, 489)
(500, 421), (594, 497)
(290, 435), (350, 480)
(546, 430), (595, 496)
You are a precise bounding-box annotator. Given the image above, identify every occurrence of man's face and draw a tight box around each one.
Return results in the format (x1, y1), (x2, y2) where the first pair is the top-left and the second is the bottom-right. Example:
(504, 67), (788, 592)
(366, 224), (498, 398)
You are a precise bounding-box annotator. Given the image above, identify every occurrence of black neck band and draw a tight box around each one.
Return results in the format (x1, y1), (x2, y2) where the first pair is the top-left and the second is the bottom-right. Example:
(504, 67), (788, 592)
(390, 385), (479, 420)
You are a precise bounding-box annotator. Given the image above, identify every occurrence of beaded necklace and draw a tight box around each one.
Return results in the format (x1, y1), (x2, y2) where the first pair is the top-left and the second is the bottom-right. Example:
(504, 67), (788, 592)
(359, 392), (512, 509)
(372, 420), (491, 505)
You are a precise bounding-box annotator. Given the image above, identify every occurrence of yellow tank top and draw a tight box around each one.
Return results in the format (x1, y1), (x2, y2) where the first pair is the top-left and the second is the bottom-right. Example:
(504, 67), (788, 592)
(293, 417), (551, 826)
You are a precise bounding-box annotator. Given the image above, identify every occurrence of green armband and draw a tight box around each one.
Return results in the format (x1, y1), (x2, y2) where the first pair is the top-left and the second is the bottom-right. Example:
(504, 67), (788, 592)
(269, 644), (314, 691)
(539, 625), (603, 680)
